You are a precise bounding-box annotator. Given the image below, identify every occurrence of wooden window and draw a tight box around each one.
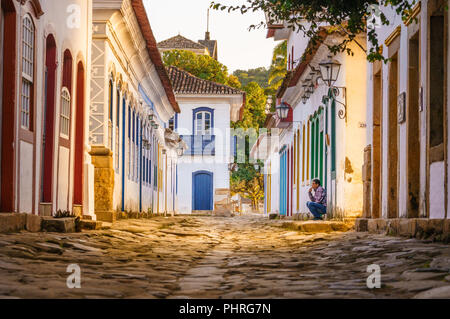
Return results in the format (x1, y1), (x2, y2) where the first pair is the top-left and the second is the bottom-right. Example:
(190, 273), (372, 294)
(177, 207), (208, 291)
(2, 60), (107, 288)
(128, 105), (131, 178)
(168, 116), (175, 131)
(429, 12), (445, 162)
(195, 111), (211, 135)
(60, 88), (70, 138)
(20, 15), (34, 130)
(115, 88), (120, 171)
(108, 79), (113, 149)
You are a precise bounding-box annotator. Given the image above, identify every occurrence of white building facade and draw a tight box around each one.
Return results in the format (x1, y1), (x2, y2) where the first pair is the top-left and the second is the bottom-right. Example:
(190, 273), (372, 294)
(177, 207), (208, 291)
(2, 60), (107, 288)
(0, 0), (183, 221)
(254, 24), (367, 219)
(364, 0), (450, 220)
(167, 66), (244, 214)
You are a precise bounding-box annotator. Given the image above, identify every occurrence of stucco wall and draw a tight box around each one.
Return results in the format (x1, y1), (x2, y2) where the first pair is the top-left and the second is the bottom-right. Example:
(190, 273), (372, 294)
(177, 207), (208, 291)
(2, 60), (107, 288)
(175, 99), (233, 214)
(366, 1), (448, 219)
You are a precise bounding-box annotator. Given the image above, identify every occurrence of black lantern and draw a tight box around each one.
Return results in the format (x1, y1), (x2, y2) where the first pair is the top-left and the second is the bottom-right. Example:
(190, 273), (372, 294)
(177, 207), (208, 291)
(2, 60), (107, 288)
(319, 55), (342, 87)
(276, 102), (290, 120)
(306, 83), (315, 95)
(148, 110), (155, 121)
(301, 95), (308, 104)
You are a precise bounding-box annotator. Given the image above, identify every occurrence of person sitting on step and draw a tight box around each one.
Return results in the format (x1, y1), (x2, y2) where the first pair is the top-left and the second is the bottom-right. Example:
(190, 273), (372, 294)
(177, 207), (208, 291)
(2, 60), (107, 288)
(306, 178), (327, 221)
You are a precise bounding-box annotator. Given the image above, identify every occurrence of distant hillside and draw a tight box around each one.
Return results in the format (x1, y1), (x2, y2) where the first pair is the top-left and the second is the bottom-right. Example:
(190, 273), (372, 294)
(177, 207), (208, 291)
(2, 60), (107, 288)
(233, 67), (269, 89)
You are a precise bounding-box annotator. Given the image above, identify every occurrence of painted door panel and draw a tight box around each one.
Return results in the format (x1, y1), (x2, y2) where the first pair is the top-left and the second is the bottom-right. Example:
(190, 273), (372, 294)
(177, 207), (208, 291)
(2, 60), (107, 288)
(193, 171), (213, 210)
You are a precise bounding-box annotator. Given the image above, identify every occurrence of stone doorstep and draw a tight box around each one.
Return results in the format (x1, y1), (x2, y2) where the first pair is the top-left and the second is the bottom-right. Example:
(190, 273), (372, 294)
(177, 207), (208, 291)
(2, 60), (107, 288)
(79, 219), (103, 231)
(0, 213), (27, 233)
(356, 218), (450, 241)
(281, 220), (354, 233)
(0, 213), (45, 233)
(41, 217), (76, 233)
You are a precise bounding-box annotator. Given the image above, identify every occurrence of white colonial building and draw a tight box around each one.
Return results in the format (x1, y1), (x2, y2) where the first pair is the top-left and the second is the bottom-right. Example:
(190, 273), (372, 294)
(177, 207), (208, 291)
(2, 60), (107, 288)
(253, 23), (367, 219)
(364, 0), (450, 221)
(0, 0), (184, 222)
(166, 66), (245, 214)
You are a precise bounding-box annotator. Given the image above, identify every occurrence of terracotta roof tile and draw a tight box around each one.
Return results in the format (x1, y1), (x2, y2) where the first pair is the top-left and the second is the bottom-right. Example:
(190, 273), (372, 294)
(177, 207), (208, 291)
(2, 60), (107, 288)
(198, 39), (217, 59)
(158, 35), (207, 51)
(167, 66), (243, 96)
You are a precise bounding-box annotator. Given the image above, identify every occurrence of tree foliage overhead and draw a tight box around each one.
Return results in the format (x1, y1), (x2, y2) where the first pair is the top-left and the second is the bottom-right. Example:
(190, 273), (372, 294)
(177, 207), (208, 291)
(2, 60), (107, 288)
(233, 67), (270, 88)
(268, 40), (287, 89)
(162, 49), (241, 88)
(266, 40), (287, 107)
(211, 0), (420, 62)
(234, 81), (268, 130)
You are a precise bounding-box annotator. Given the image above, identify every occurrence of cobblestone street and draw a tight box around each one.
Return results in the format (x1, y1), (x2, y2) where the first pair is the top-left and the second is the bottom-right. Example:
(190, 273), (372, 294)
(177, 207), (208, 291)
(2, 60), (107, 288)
(0, 215), (449, 299)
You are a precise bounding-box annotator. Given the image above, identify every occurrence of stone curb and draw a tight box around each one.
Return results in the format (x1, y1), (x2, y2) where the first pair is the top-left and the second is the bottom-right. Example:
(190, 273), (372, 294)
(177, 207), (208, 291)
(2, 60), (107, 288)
(356, 218), (450, 242)
(0, 213), (84, 233)
(80, 219), (103, 231)
(281, 220), (354, 233)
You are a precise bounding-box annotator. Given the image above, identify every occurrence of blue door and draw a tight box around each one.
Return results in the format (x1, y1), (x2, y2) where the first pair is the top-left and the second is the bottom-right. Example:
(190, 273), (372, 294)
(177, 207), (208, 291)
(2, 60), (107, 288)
(193, 171), (213, 210)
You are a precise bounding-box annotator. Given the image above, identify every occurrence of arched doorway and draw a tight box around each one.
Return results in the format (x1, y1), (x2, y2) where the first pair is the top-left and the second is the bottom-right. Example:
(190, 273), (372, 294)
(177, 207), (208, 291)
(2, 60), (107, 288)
(73, 61), (84, 207)
(0, 0), (16, 212)
(192, 171), (213, 211)
(41, 34), (57, 205)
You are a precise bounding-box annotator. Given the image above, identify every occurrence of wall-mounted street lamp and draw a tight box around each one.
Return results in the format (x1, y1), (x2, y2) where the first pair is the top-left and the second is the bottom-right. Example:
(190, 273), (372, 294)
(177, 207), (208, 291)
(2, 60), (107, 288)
(176, 147), (184, 157)
(301, 95), (308, 104)
(319, 55), (347, 121)
(275, 102), (290, 120)
(319, 56), (341, 87)
(148, 110), (155, 122)
(306, 83), (315, 95)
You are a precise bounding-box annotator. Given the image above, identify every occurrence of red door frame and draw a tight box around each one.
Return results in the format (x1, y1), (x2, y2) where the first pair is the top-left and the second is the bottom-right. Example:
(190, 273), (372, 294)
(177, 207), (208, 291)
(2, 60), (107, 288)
(0, 0), (16, 212)
(41, 34), (57, 204)
(73, 61), (84, 206)
(55, 49), (73, 210)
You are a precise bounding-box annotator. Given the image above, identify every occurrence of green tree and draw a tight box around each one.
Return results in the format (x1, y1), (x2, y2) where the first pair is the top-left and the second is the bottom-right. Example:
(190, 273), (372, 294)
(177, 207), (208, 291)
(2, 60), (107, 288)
(267, 40), (287, 90)
(211, 0), (420, 62)
(234, 81), (267, 130)
(162, 49), (241, 88)
(266, 40), (287, 110)
(233, 67), (270, 88)
(231, 81), (267, 211)
(231, 170), (265, 211)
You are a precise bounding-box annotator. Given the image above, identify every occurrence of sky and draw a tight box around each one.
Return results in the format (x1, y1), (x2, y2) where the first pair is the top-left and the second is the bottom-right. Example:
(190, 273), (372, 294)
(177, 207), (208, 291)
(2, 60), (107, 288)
(143, 0), (279, 73)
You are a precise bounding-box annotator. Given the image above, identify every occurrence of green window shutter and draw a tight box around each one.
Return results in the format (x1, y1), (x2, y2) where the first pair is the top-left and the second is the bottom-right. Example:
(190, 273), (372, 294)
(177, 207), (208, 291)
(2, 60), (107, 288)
(311, 120), (315, 180)
(331, 100), (336, 176)
(320, 130), (324, 183)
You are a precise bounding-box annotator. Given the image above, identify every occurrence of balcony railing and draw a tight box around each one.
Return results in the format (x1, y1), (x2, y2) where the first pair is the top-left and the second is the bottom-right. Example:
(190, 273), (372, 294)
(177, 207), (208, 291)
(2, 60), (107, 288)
(180, 135), (215, 156)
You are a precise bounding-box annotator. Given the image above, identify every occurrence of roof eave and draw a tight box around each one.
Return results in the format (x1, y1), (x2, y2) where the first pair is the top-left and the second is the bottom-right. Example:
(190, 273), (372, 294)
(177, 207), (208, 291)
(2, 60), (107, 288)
(131, 0), (180, 113)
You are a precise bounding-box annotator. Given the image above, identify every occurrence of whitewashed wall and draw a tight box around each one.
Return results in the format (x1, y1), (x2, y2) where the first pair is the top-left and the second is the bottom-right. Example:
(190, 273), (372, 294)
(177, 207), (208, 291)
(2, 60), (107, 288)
(366, 1), (448, 219)
(175, 100), (232, 214)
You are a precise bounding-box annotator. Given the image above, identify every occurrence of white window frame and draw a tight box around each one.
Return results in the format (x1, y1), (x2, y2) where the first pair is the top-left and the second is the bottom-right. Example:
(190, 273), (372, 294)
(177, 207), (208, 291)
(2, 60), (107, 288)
(21, 15), (34, 130)
(60, 87), (71, 139)
(195, 111), (212, 135)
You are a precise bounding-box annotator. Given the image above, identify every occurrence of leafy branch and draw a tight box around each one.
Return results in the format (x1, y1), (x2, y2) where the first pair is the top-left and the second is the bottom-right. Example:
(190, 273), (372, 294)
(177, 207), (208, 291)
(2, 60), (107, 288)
(211, 0), (421, 62)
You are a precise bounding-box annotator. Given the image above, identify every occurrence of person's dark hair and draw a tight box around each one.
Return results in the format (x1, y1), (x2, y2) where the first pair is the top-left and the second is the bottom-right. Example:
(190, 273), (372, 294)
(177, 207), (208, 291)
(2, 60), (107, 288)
(312, 178), (321, 186)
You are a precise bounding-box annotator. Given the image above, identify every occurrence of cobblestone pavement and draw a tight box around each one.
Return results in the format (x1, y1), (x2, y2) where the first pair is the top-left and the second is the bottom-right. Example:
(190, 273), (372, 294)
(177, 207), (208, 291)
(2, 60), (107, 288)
(0, 215), (450, 299)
